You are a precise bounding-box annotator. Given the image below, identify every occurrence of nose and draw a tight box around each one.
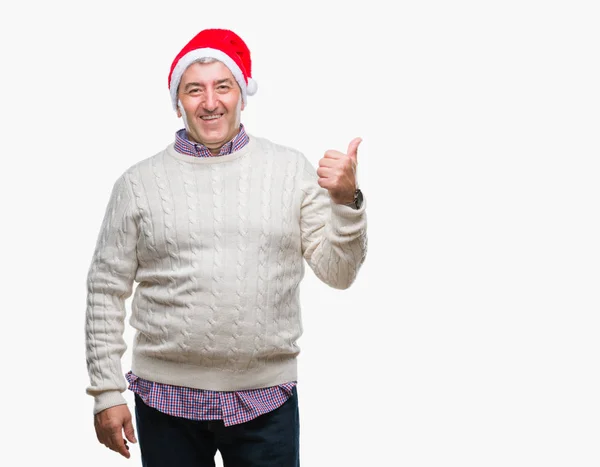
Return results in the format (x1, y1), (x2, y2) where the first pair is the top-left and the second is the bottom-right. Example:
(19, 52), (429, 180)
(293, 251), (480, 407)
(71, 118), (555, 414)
(203, 89), (218, 112)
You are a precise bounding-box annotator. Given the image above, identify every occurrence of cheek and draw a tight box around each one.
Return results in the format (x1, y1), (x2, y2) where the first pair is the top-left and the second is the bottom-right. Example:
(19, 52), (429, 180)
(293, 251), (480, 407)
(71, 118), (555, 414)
(223, 94), (242, 113)
(179, 97), (199, 115)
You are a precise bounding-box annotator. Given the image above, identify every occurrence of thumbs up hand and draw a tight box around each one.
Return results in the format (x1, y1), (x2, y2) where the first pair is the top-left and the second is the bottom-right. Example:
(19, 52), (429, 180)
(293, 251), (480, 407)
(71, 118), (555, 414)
(317, 137), (362, 205)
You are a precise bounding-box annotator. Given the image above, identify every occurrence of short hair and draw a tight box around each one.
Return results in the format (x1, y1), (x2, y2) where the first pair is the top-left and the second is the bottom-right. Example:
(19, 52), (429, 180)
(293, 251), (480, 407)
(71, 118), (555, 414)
(177, 57), (220, 94)
(177, 57), (241, 94)
(194, 57), (218, 65)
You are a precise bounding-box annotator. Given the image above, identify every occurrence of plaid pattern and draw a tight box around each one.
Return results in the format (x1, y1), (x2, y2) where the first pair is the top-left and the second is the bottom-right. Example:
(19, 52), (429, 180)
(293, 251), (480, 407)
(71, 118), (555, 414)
(126, 372), (296, 427)
(174, 124), (250, 157)
(127, 125), (294, 426)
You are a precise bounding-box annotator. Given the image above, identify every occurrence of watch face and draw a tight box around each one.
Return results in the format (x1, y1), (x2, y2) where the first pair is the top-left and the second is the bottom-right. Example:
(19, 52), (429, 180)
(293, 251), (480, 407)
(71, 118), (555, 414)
(355, 189), (363, 209)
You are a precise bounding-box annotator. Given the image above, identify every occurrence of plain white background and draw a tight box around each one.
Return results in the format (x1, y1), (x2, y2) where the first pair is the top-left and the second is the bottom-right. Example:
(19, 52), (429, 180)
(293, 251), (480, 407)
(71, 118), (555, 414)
(1, 0), (599, 465)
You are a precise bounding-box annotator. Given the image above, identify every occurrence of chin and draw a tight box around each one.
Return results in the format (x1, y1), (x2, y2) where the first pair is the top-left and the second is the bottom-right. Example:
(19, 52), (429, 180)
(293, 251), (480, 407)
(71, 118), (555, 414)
(201, 135), (225, 145)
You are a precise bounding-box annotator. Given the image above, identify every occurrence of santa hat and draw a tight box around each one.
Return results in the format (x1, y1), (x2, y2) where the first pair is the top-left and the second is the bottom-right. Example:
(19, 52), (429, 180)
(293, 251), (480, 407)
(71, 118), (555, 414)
(168, 28), (257, 111)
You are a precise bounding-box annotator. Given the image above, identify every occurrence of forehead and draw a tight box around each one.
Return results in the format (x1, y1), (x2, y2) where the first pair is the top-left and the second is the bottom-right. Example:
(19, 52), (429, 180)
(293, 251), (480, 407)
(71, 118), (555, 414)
(180, 60), (235, 84)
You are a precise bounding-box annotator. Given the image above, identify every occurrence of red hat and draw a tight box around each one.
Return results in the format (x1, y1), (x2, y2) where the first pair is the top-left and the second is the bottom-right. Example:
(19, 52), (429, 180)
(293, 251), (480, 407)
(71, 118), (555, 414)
(168, 28), (257, 111)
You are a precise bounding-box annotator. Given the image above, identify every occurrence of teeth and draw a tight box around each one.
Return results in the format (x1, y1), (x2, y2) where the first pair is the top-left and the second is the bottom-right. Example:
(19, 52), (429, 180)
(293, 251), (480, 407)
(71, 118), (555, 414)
(201, 115), (221, 120)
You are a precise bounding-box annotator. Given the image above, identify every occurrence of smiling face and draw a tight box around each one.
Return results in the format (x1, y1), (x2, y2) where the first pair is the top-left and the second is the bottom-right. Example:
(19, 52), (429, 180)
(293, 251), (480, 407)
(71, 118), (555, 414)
(177, 60), (244, 154)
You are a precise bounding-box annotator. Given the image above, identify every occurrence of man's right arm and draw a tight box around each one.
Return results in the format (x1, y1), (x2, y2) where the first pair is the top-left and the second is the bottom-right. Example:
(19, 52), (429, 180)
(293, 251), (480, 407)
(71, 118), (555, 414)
(85, 172), (139, 414)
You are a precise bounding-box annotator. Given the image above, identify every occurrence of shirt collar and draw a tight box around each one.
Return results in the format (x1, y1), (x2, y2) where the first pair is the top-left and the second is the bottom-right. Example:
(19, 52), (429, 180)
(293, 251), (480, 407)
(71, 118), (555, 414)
(174, 124), (250, 158)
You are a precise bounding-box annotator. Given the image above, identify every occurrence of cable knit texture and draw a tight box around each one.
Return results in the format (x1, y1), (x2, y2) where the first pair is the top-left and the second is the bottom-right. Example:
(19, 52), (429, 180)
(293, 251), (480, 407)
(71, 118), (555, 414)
(85, 135), (367, 414)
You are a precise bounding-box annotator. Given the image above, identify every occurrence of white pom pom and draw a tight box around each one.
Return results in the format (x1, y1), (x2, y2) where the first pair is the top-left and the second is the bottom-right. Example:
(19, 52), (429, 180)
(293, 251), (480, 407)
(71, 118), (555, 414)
(246, 78), (258, 95)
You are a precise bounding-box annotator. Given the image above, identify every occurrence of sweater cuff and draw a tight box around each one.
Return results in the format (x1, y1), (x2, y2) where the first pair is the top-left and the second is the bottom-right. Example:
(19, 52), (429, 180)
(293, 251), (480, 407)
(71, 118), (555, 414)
(93, 390), (127, 415)
(329, 196), (367, 233)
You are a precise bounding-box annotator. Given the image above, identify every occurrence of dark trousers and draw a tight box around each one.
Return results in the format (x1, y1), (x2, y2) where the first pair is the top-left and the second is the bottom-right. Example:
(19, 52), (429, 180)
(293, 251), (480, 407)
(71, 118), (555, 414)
(134, 387), (300, 467)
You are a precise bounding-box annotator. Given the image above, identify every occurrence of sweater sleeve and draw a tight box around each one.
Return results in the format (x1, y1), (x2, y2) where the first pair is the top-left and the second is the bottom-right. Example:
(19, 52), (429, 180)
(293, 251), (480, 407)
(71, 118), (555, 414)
(299, 157), (367, 289)
(85, 173), (139, 414)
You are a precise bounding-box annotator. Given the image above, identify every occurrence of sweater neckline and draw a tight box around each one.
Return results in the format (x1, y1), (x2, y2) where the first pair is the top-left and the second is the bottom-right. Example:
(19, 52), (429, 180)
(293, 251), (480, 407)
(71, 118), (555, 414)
(165, 135), (256, 164)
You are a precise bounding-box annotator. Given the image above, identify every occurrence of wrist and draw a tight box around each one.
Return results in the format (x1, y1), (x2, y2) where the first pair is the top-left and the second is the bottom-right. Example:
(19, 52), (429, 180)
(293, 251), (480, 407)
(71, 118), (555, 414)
(336, 188), (363, 209)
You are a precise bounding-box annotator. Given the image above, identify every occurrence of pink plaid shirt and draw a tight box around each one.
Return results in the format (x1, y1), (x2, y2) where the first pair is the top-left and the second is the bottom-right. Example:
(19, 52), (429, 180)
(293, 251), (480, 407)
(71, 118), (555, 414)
(126, 125), (297, 426)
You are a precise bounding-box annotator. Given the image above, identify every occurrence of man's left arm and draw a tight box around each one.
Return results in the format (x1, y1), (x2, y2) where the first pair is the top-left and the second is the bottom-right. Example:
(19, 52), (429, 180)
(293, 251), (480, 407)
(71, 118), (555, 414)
(300, 138), (367, 289)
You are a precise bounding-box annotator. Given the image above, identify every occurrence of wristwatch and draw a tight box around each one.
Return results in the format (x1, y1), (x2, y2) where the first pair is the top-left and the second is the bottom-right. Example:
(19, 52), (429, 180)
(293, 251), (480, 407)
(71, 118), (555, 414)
(345, 188), (363, 209)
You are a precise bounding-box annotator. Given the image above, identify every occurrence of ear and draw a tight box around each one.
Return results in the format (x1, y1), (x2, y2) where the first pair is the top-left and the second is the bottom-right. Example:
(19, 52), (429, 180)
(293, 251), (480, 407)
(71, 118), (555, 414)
(176, 99), (183, 118)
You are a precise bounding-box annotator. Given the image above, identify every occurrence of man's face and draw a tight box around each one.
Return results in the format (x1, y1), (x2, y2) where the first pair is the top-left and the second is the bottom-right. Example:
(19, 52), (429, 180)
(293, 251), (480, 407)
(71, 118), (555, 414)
(177, 61), (244, 153)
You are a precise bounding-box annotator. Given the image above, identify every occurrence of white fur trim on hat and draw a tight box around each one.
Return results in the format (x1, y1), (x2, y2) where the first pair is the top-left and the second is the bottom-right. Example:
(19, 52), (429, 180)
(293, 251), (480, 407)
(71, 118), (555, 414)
(170, 47), (253, 110)
(247, 78), (258, 96)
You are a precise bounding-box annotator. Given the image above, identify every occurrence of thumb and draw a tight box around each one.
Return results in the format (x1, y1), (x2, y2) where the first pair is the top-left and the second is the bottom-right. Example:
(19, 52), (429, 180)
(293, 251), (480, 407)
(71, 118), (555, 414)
(124, 416), (137, 444)
(347, 137), (362, 161)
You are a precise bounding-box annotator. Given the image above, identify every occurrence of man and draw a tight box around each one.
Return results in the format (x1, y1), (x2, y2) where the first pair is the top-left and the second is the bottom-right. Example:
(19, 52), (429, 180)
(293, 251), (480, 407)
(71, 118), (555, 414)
(85, 28), (367, 466)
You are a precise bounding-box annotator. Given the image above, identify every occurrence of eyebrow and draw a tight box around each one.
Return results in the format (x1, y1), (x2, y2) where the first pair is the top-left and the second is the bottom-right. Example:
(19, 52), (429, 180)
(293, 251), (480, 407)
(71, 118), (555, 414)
(184, 78), (234, 90)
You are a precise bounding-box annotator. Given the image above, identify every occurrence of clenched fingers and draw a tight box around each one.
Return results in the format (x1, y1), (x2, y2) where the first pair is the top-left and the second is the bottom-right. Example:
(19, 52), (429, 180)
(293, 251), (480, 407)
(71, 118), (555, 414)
(109, 432), (130, 459)
(94, 404), (136, 459)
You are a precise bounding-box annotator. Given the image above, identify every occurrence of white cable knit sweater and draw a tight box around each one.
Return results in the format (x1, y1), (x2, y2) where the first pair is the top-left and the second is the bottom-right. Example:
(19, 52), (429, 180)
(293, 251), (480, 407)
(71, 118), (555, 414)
(85, 135), (367, 414)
